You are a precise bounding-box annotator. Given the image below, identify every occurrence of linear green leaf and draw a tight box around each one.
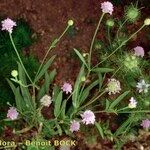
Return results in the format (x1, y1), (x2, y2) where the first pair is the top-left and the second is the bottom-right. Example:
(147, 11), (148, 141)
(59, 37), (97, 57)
(72, 65), (84, 108)
(92, 68), (114, 73)
(54, 91), (63, 117)
(79, 80), (99, 105)
(109, 91), (130, 109)
(74, 48), (89, 69)
(95, 122), (104, 139)
(35, 55), (56, 82)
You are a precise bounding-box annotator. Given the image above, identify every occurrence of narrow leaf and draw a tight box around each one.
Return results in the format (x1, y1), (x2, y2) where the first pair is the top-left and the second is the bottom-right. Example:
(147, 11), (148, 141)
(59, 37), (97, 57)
(95, 122), (104, 139)
(92, 68), (114, 73)
(74, 48), (89, 69)
(72, 65), (84, 108)
(105, 99), (110, 110)
(35, 55), (56, 82)
(109, 91), (130, 109)
(54, 91), (63, 117)
(79, 80), (99, 105)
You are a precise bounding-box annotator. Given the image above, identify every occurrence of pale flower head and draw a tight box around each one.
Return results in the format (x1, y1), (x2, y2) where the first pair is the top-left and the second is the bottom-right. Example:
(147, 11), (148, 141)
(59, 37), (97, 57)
(11, 70), (18, 78)
(106, 78), (121, 95)
(7, 107), (19, 120)
(144, 18), (150, 26)
(40, 95), (52, 107)
(141, 119), (150, 129)
(81, 110), (95, 125)
(61, 82), (72, 94)
(134, 46), (145, 57)
(101, 1), (114, 15)
(1, 18), (16, 33)
(70, 120), (80, 132)
(128, 97), (137, 108)
(68, 20), (74, 26)
(136, 79), (150, 93)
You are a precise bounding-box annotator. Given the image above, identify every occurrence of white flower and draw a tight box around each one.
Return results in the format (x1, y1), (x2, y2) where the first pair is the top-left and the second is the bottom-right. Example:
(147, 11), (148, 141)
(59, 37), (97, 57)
(40, 95), (52, 107)
(81, 110), (95, 125)
(106, 78), (121, 95)
(128, 97), (137, 108)
(136, 79), (150, 93)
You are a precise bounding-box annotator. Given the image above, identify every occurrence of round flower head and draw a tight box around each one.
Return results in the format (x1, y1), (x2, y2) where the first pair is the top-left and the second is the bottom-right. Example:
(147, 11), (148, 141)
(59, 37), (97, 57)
(61, 82), (72, 94)
(141, 119), (150, 129)
(144, 18), (150, 26)
(101, 1), (114, 15)
(11, 70), (18, 78)
(106, 19), (114, 27)
(83, 53), (87, 57)
(124, 54), (139, 70)
(125, 5), (140, 22)
(68, 20), (74, 26)
(106, 78), (121, 95)
(81, 110), (95, 125)
(128, 97), (137, 109)
(81, 76), (86, 82)
(7, 107), (19, 120)
(70, 120), (80, 132)
(1, 18), (16, 33)
(40, 95), (52, 107)
(136, 79), (150, 93)
(134, 46), (145, 58)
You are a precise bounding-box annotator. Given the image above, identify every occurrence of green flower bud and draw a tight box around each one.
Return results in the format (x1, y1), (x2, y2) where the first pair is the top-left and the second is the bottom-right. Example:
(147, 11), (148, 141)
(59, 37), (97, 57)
(144, 18), (150, 26)
(68, 20), (74, 26)
(83, 53), (88, 57)
(106, 19), (114, 27)
(125, 5), (140, 22)
(124, 54), (139, 70)
(81, 76), (86, 82)
(11, 70), (18, 77)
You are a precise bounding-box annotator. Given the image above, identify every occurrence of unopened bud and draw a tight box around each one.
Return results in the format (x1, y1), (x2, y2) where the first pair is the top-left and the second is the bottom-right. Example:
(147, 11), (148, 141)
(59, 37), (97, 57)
(68, 20), (74, 26)
(11, 70), (18, 77)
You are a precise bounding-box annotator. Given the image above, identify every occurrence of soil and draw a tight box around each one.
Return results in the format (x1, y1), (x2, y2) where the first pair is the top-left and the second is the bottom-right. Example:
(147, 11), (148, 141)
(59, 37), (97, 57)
(0, 0), (149, 85)
(0, 0), (150, 149)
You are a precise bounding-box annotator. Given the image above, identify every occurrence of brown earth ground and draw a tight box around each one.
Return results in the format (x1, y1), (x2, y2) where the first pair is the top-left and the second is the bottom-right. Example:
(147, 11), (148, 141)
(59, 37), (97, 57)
(0, 0), (149, 85)
(0, 0), (150, 149)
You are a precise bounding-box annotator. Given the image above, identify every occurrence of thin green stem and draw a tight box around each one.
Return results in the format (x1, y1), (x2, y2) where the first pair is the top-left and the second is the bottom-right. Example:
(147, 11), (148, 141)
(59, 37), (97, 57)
(94, 110), (150, 114)
(80, 90), (106, 110)
(34, 25), (70, 83)
(79, 71), (91, 99)
(13, 126), (33, 134)
(94, 110), (106, 113)
(32, 85), (36, 107)
(92, 24), (145, 69)
(9, 33), (33, 83)
(118, 110), (150, 113)
(116, 19), (128, 39)
(111, 65), (123, 78)
(107, 27), (111, 46)
(88, 13), (105, 69)
(117, 106), (129, 112)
